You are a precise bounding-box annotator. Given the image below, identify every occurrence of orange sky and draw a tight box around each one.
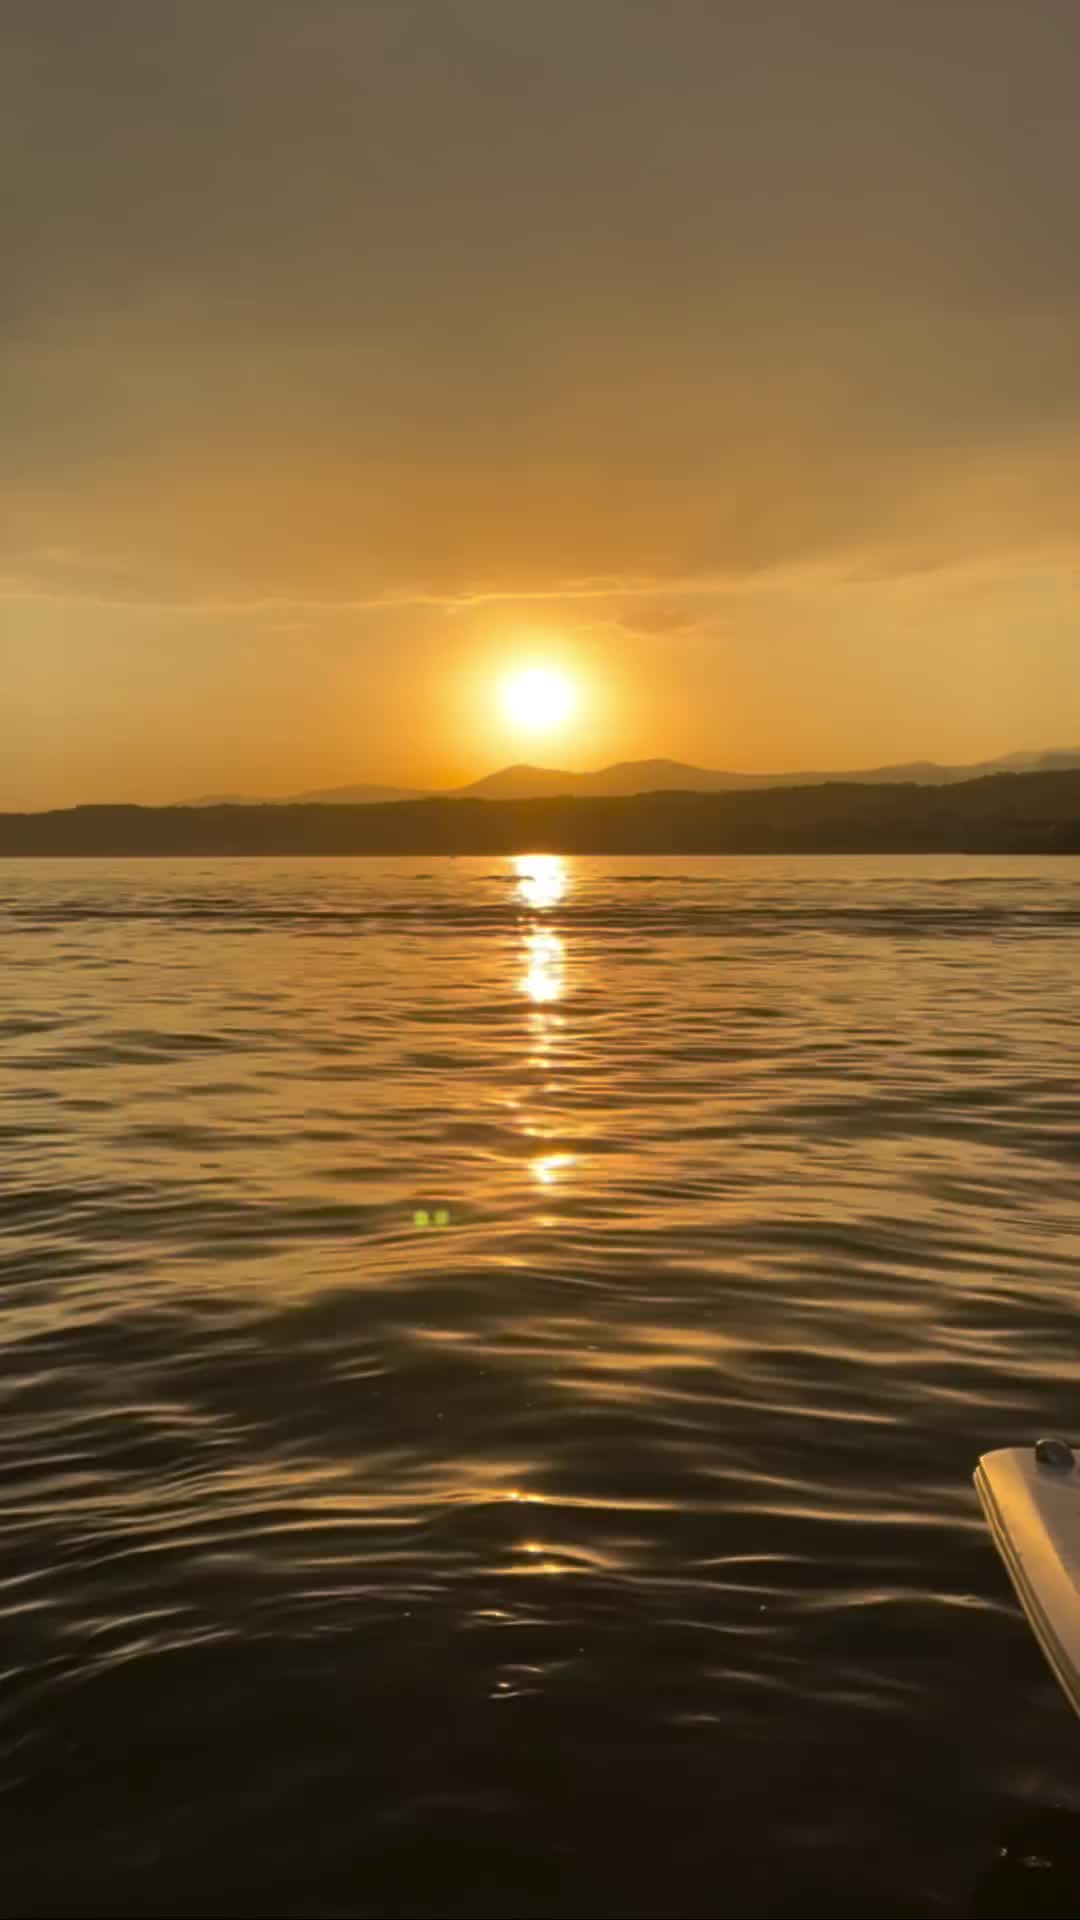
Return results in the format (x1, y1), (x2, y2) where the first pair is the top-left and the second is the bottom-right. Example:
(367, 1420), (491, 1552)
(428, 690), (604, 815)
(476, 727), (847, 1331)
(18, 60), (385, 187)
(4, 2), (1080, 806)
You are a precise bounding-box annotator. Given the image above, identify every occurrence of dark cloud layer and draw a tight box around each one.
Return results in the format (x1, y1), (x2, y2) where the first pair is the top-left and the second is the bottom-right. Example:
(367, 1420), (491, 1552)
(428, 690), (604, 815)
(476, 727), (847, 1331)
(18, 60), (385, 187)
(4, 1), (1080, 599)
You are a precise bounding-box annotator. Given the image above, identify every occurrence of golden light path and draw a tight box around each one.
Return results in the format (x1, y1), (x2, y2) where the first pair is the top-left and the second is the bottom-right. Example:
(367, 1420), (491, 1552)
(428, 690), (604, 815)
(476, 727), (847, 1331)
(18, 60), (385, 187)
(511, 855), (576, 1194)
(514, 853), (567, 910)
(522, 928), (564, 1004)
(531, 1151), (576, 1187)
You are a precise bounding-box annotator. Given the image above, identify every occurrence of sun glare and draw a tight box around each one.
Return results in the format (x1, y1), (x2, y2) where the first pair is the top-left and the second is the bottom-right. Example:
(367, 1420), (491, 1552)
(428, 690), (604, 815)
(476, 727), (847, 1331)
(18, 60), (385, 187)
(501, 664), (577, 738)
(514, 854), (567, 909)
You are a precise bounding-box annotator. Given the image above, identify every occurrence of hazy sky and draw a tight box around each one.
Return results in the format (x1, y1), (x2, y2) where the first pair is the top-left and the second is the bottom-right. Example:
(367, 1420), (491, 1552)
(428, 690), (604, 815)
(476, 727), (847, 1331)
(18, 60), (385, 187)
(5, 0), (1080, 805)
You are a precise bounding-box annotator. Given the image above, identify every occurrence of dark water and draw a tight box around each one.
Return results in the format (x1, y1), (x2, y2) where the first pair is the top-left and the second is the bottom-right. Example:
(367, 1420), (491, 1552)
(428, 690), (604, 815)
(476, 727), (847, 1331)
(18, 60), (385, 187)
(2, 854), (1080, 1918)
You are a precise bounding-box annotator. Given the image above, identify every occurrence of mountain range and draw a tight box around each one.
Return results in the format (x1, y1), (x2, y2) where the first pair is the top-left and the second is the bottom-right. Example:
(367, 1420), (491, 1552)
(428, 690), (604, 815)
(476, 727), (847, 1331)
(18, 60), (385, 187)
(12, 764), (1080, 857)
(184, 782), (429, 807)
(180, 748), (1080, 807)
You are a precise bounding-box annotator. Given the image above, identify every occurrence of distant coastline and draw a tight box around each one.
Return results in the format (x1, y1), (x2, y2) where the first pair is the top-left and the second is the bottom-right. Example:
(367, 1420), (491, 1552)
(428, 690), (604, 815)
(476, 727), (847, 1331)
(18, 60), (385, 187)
(4, 768), (1080, 856)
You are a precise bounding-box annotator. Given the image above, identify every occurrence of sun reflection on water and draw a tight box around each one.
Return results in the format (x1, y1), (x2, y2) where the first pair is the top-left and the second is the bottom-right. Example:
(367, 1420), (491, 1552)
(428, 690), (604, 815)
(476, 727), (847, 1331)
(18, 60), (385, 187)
(514, 853), (568, 910)
(511, 853), (579, 1205)
(522, 928), (565, 1005)
(531, 1151), (576, 1187)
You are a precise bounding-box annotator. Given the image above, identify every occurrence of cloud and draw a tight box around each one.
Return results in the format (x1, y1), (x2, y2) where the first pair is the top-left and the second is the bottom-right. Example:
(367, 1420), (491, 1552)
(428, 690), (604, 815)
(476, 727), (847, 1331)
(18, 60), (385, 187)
(3, 2), (1080, 607)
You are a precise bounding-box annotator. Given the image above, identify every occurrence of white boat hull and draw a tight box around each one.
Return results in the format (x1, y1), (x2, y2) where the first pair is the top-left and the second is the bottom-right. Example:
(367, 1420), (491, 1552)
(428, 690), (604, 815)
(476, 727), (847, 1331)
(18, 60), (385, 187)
(975, 1444), (1080, 1719)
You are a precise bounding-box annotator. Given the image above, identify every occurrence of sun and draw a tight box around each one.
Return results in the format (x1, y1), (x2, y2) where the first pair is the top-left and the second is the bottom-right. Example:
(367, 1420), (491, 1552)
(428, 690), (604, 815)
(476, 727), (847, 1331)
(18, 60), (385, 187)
(500, 664), (577, 738)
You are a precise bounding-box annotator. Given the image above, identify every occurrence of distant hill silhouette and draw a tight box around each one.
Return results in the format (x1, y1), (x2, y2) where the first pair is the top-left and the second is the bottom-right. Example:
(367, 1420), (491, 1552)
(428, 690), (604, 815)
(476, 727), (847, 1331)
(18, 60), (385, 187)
(454, 748), (1080, 799)
(7, 768), (1080, 856)
(177, 748), (1080, 807)
(182, 782), (430, 806)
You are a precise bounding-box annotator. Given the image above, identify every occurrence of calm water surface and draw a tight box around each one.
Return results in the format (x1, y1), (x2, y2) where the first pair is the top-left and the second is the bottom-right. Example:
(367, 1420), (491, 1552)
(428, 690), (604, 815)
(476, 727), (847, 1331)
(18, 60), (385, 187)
(2, 855), (1080, 1917)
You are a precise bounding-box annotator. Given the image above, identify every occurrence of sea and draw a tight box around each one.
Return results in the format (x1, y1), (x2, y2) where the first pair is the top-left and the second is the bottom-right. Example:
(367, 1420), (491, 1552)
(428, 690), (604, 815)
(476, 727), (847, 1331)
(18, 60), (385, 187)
(2, 853), (1080, 1918)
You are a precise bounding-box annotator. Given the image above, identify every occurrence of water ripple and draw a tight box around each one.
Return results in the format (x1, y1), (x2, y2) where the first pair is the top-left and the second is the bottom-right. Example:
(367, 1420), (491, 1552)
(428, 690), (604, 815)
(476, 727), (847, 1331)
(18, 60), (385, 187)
(1, 853), (1079, 1913)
